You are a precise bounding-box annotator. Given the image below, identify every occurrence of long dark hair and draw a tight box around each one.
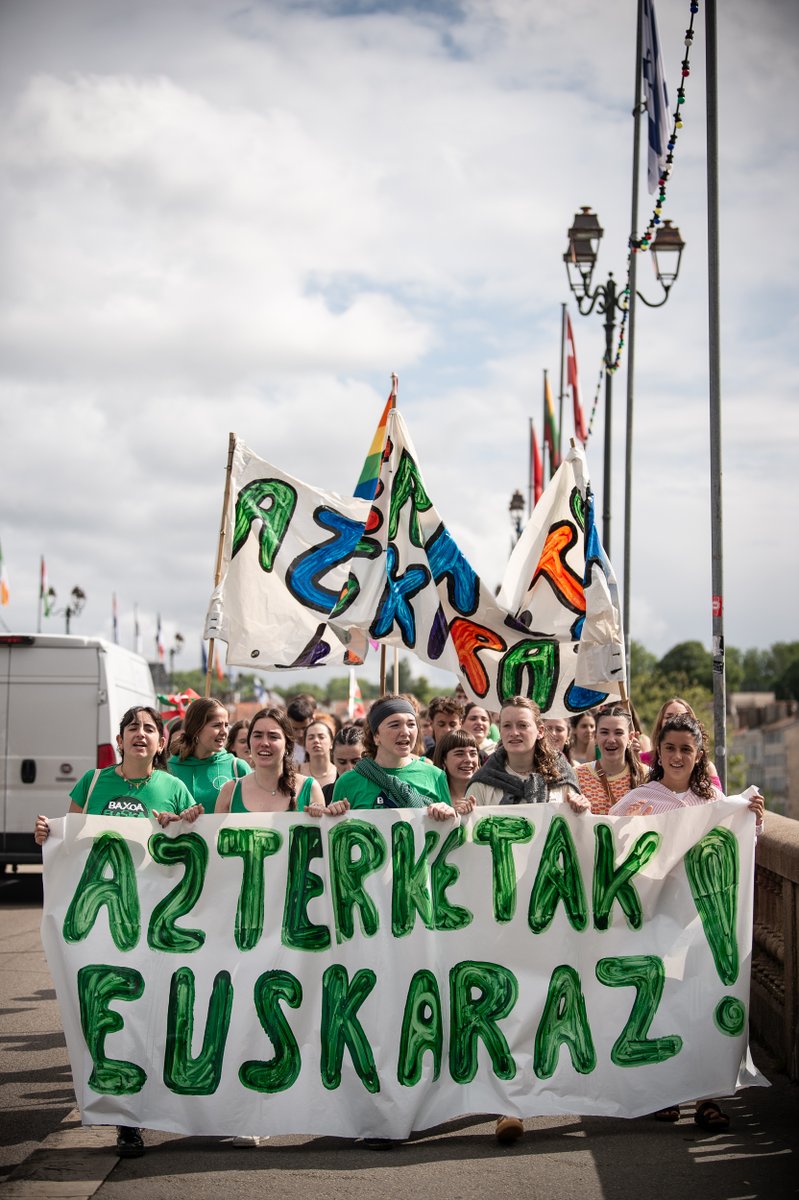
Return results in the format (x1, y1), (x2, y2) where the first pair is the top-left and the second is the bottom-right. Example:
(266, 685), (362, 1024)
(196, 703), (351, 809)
(119, 706), (169, 772)
(248, 707), (297, 804)
(650, 713), (715, 800)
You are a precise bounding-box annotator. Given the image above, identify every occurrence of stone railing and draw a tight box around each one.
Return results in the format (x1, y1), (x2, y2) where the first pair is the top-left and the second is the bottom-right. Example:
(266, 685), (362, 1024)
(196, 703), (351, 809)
(751, 811), (799, 1080)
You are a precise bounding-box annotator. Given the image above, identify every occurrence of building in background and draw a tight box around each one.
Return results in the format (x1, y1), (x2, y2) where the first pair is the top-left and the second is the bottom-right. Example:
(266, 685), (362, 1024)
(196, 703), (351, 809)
(731, 693), (799, 820)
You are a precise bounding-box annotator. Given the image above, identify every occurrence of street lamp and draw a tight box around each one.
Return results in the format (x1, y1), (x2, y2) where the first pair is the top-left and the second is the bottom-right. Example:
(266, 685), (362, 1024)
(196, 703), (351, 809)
(51, 586), (86, 634)
(509, 489), (525, 550)
(169, 632), (185, 686)
(563, 207), (685, 555)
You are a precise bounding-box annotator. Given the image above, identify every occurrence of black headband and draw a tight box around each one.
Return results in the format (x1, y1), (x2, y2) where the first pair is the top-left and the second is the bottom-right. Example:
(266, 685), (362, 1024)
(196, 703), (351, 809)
(368, 698), (416, 733)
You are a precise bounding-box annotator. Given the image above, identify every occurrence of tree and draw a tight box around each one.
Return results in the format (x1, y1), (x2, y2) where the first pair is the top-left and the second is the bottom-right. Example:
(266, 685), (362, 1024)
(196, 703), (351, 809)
(657, 641), (713, 692)
(630, 640), (658, 688)
(778, 657), (799, 703)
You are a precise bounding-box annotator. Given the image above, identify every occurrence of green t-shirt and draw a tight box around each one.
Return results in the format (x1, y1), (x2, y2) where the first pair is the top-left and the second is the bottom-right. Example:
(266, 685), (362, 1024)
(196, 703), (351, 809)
(331, 758), (450, 810)
(70, 767), (195, 819)
(168, 751), (251, 813)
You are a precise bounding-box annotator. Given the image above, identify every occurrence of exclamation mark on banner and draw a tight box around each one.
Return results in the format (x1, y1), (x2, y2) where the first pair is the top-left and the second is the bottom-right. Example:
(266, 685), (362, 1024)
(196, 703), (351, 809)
(684, 827), (746, 1037)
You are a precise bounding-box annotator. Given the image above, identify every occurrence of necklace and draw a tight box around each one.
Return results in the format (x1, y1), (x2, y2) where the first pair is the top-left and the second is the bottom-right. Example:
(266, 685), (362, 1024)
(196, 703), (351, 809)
(119, 765), (152, 790)
(254, 774), (279, 797)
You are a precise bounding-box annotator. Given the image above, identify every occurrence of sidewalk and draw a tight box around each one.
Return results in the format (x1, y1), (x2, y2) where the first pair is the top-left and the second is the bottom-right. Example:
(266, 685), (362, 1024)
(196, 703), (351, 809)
(2, 1047), (797, 1200)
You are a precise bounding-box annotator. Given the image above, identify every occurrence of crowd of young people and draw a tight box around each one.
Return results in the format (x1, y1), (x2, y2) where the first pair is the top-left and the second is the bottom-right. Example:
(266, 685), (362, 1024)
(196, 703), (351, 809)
(33, 684), (763, 1155)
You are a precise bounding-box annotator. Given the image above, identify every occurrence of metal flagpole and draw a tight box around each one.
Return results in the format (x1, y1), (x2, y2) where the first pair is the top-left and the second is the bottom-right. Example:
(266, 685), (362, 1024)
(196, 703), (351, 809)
(558, 303), (567, 462)
(206, 433), (237, 699)
(705, 0), (726, 788)
(623, 0), (645, 687)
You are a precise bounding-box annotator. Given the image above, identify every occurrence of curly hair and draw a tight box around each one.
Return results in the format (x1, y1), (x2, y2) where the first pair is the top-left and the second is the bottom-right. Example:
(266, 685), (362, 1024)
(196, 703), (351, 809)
(649, 713), (715, 800)
(247, 707), (298, 805)
(499, 697), (562, 783)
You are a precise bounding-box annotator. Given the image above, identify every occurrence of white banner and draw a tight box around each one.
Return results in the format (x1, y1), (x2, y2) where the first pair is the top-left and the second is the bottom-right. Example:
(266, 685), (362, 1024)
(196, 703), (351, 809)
(333, 411), (620, 713)
(204, 439), (370, 669)
(41, 803), (765, 1139)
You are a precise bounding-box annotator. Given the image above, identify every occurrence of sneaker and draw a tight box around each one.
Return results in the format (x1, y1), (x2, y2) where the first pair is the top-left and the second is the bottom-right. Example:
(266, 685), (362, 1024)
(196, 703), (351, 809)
(116, 1126), (145, 1158)
(495, 1116), (524, 1144)
(231, 1135), (268, 1147)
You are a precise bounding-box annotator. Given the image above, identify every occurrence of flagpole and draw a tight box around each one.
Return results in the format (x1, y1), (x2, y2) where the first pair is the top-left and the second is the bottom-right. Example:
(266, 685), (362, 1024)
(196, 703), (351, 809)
(557, 303), (567, 462)
(542, 369), (548, 481)
(393, 647), (400, 693)
(528, 418), (533, 519)
(705, 0), (726, 789)
(206, 432), (237, 700)
(37, 556), (43, 633)
(622, 0), (645, 688)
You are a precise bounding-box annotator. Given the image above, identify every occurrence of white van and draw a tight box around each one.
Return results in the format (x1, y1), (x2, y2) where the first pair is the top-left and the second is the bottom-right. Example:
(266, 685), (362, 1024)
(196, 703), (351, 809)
(0, 634), (157, 869)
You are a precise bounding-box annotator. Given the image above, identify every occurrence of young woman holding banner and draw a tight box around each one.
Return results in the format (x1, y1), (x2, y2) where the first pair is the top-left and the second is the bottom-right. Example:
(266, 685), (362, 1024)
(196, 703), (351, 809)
(575, 704), (646, 815)
(330, 695), (455, 819)
(168, 698), (250, 813)
(611, 712), (764, 1130)
(467, 697), (585, 811)
(215, 708), (346, 815)
(432, 730), (480, 805)
(461, 695), (588, 1146)
(33, 705), (202, 1159)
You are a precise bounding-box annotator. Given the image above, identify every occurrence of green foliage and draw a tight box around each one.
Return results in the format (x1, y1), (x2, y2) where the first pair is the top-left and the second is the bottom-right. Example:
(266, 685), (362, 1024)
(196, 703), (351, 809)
(630, 641), (657, 681)
(656, 641), (713, 691)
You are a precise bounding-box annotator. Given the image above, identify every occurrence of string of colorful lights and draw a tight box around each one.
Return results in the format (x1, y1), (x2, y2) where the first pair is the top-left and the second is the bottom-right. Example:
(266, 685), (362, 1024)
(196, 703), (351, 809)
(584, 0), (699, 439)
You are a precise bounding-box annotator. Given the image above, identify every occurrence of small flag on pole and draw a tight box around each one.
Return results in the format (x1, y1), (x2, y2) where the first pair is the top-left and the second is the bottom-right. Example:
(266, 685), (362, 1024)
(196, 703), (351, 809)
(156, 614), (165, 661)
(215, 645), (224, 681)
(348, 667), (365, 720)
(40, 556), (52, 617)
(642, 0), (670, 194)
(0, 541), (9, 606)
(530, 421), (543, 508)
(354, 387), (395, 501)
(566, 315), (588, 444)
(543, 373), (560, 476)
(200, 640), (208, 675)
(133, 604), (142, 655)
(112, 593), (119, 644)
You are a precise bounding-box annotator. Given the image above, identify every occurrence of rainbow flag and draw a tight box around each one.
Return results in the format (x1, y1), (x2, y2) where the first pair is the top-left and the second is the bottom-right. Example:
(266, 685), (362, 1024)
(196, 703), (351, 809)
(543, 372), (560, 475)
(354, 391), (395, 500)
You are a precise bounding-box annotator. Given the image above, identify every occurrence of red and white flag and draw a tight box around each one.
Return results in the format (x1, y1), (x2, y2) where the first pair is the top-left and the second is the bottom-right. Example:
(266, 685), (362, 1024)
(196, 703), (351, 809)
(566, 314), (588, 444)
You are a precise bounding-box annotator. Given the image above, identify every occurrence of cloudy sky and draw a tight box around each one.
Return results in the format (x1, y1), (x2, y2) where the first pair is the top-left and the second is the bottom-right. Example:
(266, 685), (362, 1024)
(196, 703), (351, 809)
(1, 0), (796, 690)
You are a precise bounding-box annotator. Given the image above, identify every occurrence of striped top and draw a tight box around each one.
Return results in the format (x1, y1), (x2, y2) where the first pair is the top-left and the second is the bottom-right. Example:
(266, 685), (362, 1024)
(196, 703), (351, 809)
(610, 780), (725, 815)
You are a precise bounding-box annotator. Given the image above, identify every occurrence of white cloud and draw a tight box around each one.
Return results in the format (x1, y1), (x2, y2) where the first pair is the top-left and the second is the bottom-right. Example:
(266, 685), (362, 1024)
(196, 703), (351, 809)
(0, 0), (797, 684)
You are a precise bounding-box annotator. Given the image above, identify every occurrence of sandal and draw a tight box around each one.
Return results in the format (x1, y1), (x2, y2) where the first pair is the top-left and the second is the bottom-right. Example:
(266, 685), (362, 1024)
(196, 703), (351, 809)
(694, 1101), (730, 1132)
(652, 1107), (680, 1122)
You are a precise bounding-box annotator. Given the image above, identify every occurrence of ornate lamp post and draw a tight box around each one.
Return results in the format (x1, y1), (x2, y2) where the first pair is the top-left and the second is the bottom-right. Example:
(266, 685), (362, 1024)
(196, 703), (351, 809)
(563, 207), (684, 557)
(508, 489), (525, 550)
(52, 586), (86, 634)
